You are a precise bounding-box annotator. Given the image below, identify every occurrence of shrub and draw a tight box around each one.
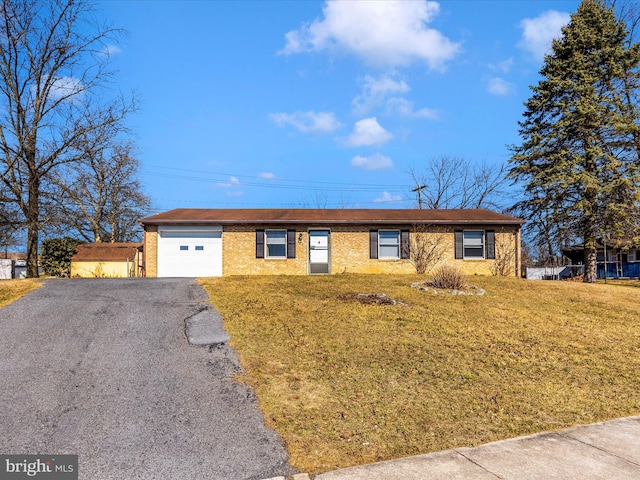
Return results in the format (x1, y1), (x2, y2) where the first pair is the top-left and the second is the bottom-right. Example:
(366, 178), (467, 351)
(430, 263), (468, 290)
(407, 224), (447, 275)
(41, 237), (82, 277)
(490, 232), (516, 276)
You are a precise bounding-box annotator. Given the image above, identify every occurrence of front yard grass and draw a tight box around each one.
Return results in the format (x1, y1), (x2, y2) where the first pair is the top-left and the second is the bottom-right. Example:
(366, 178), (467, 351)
(199, 275), (640, 474)
(0, 279), (40, 308)
(599, 279), (640, 288)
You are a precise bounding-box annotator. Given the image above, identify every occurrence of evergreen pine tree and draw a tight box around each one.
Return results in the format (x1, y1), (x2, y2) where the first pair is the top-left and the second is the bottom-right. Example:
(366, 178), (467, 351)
(510, 0), (640, 282)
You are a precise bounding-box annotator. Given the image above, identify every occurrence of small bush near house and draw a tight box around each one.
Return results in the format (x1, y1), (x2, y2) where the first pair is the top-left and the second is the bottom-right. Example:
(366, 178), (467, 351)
(407, 224), (447, 274)
(41, 237), (82, 277)
(490, 233), (516, 277)
(430, 263), (468, 290)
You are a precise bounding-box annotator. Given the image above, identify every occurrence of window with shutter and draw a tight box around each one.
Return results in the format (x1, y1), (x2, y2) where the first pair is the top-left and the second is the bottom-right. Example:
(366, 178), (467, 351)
(379, 230), (400, 259)
(486, 230), (495, 260)
(401, 230), (410, 259)
(454, 230), (463, 259)
(463, 230), (485, 259)
(256, 230), (265, 258)
(287, 230), (296, 258)
(370, 230), (378, 259)
(265, 230), (287, 258)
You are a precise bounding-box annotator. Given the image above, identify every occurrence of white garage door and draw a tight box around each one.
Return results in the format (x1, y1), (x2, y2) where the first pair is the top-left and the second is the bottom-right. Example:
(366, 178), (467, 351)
(157, 227), (222, 277)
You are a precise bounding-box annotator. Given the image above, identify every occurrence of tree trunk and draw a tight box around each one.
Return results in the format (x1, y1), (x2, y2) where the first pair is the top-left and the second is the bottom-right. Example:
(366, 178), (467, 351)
(584, 239), (598, 283)
(26, 177), (40, 278)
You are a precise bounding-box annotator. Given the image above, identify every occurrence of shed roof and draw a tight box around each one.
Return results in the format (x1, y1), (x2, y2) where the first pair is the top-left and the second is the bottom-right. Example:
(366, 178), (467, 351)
(72, 243), (142, 262)
(140, 208), (524, 226)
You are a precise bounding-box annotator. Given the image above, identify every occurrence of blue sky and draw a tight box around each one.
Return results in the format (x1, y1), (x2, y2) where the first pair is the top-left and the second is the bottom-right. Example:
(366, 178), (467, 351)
(98, 0), (580, 212)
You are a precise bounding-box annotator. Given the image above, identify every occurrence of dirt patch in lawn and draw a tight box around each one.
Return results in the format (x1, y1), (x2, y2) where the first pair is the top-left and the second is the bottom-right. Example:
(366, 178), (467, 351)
(338, 293), (407, 305)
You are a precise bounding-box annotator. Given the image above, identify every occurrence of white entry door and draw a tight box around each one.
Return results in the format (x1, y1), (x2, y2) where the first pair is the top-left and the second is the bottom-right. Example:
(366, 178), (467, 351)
(309, 230), (330, 274)
(157, 227), (222, 277)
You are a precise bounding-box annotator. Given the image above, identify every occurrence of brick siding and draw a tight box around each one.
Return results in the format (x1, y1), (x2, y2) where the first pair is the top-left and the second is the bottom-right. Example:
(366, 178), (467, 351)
(144, 223), (521, 277)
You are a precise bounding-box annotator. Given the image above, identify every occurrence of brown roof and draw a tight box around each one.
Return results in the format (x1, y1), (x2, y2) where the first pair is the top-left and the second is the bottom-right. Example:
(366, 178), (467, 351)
(140, 208), (524, 226)
(72, 243), (142, 262)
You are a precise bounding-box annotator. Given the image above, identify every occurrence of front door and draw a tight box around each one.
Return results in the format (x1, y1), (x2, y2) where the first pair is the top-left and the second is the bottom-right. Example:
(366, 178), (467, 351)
(309, 230), (330, 274)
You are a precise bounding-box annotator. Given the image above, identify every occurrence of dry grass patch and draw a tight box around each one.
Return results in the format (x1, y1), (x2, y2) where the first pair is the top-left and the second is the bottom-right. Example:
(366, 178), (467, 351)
(598, 279), (640, 289)
(199, 275), (640, 474)
(0, 279), (41, 308)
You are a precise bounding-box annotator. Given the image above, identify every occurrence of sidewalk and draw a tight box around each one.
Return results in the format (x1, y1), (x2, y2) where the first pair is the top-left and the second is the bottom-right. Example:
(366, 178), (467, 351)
(267, 416), (640, 480)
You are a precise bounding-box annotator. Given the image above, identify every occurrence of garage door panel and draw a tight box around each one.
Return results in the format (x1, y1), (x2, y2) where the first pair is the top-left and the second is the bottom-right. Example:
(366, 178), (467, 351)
(157, 228), (222, 277)
(160, 230), (220, 239)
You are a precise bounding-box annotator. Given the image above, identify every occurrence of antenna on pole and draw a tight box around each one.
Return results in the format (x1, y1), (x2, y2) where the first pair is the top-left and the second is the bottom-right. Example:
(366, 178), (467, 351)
(412, 185), (427, 209)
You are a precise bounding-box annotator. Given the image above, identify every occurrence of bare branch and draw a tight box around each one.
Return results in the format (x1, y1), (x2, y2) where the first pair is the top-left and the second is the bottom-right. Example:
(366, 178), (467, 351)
(0, 0), (136, 276)
(409, 157), (507, 210)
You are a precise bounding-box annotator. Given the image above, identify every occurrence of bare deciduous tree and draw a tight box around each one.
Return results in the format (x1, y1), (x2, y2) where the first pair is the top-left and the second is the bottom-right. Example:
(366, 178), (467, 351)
(49, 140), (151, 243)
(0, 0), (136, 276)
(408, 157), (507, 210)
(608, 0), (640, 43)
(0, 184), (20, 254)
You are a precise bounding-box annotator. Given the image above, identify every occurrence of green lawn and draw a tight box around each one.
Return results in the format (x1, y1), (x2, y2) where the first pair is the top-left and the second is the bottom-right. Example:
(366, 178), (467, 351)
(199, 275), (640, 474)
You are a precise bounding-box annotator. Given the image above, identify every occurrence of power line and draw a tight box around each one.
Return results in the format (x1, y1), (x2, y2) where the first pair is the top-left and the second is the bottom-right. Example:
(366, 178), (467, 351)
(140, 163), (412, 193)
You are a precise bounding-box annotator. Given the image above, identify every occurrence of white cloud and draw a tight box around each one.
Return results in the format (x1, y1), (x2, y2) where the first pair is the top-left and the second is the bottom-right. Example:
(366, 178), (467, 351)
(270, 111), (343, 133)
(519, 10), (570, 60)
(259, 172), (276, 179)
(487, 77), (515, 96)
(226, 191), (243, 198)
(352, 74), (410, 114)
(351, 153), (393, 171)
(216, 176), (240, 188)
(279, 0), (460, 69)
(344, 118), (393, 147)
(374, 191), (403, 204)
(43, 76), (84, 102)
(488, 57), (514, 73)
(101, 44), (122, 56)
(386, 97), (438, 119)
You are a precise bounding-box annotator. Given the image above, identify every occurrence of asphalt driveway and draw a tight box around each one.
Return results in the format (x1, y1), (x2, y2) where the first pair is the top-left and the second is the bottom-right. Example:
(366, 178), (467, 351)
(0, 278), (293, 479)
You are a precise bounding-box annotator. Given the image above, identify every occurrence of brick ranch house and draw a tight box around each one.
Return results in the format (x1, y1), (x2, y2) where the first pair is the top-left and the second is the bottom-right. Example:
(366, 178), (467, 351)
(139, 208), (524, 278)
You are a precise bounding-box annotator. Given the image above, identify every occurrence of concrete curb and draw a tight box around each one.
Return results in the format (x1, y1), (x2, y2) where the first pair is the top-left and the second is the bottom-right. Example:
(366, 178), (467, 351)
(262, 474), (311, 480)
(262, 416), (640, 480)
(315, 416), (640, 479)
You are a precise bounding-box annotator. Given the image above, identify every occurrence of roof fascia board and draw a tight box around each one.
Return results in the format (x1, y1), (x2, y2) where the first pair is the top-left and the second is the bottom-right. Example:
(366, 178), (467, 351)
(142, 219), (523, 226)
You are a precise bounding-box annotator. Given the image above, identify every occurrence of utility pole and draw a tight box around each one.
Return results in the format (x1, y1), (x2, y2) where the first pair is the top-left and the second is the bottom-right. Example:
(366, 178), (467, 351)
(412, 184), (427, 209)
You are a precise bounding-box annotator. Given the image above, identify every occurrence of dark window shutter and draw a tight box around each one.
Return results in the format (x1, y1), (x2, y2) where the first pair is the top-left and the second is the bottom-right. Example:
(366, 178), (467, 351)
(287, 230), (296, 258)
(486, 230), (496, 259)
(401, 230), (410, 259)
(256, 230), (265, 258)
(370, 230), (378, 259)
(454, 230), (463, 259)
